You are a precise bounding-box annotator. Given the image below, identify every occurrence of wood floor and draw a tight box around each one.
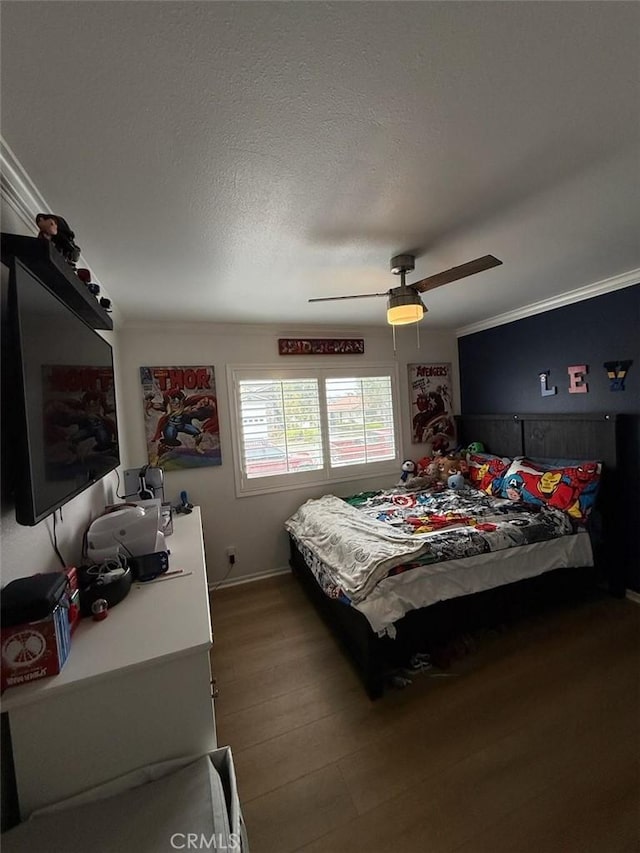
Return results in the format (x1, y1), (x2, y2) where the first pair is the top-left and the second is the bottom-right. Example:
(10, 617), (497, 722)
(211, 574), (640, 853)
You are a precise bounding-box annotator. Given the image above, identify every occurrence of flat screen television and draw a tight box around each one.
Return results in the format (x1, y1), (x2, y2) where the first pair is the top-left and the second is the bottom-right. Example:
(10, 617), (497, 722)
(4, 258), (120, 525)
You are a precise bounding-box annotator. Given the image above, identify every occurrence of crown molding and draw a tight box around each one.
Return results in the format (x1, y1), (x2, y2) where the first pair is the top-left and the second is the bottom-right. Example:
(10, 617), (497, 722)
(456, 268), (640, 338)
(119, 318), (392, 336)
(0, 135), (122, 324)
(0, 135), (51, 234)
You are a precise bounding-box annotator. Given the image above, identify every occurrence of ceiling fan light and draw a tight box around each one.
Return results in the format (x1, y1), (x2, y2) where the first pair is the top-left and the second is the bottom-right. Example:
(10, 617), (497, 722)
(387, 304), (423, 325)
(387, 290), (424, 325)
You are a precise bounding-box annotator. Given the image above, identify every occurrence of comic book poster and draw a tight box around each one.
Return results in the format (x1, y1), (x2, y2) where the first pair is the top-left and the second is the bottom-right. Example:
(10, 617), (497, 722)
(408, 363), (456, 452)
(140, 366), (221, 470)
(43, 365), (119, 479)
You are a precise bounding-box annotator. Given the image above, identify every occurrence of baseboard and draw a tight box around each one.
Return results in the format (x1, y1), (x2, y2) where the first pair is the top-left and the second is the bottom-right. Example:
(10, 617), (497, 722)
(625, 589), (640, 605)
(208, 566), (290, 591)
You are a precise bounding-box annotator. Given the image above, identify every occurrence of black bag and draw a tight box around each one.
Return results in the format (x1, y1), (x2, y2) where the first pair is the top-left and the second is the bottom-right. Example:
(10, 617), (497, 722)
(1, 572), (68, 627)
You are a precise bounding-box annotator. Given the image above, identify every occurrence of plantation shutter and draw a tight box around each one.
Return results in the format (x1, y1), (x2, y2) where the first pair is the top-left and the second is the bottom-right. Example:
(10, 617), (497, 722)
(238, 379), (323, 478)
(325, 376), (396, 467)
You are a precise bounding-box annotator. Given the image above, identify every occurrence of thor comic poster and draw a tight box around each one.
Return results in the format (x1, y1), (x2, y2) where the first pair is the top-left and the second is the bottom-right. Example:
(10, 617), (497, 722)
(408, 363), (456, 453)
(140, 366), (221, 470)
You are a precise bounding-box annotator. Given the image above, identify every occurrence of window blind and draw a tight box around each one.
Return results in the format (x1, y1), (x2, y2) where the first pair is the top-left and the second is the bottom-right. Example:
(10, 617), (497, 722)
(238, 379), (324, 478)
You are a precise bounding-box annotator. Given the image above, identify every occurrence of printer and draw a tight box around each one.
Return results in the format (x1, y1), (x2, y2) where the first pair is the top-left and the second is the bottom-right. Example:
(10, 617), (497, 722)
(85, 504), (169, 580)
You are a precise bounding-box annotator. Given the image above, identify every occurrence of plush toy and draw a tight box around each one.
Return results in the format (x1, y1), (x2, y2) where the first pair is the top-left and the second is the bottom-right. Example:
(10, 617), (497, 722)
(448, 473), (466, 490)
(438, 454), (468, 483)
(416, 456), (432, 476)
(397, 459), (417, 485)
(406, 456), (440, 490)
(437, 456), (457, 482)
(432, 434), (451, 455)
(467, 441), (485, 454)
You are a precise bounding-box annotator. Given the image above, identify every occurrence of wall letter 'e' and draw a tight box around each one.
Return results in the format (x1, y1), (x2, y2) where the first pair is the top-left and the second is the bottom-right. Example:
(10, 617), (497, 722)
(568, 364), (588, 394)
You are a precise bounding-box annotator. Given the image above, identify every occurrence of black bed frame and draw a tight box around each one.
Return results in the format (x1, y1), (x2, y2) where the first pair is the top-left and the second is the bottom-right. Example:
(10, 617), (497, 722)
(289, 413), (623, 699)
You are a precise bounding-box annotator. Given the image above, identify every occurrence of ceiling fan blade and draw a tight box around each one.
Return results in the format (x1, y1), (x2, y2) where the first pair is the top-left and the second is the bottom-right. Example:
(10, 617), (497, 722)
(411, 255), (502, 293)
(308, 292), (389, 303)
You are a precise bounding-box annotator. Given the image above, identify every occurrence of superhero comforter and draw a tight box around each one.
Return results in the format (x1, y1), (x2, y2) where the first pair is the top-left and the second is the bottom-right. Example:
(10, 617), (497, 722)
(285, 485), (576, 607)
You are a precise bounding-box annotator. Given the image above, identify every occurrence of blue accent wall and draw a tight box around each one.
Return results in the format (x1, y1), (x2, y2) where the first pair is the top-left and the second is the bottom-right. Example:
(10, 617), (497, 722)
(458, 283), (640, 591)
(458, 285), (639, 414)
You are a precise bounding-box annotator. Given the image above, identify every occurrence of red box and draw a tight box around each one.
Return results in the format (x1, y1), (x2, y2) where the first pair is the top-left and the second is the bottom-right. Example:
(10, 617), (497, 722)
(1, 605), (69, 692)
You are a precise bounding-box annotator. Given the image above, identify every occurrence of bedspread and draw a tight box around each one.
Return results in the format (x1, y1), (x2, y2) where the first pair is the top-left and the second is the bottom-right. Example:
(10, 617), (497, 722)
(286, 486), (575, 604)
(285, 494), (428, 603)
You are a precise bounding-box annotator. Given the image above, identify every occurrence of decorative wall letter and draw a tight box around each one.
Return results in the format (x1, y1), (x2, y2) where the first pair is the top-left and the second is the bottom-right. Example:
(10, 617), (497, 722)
(567, 364), (588, 394)
(603, 360), (633, 391)
(539, 371), (557, 397)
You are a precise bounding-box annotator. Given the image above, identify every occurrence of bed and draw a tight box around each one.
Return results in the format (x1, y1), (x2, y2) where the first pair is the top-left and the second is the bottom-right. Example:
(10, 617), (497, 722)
(287, 413), (624, 699)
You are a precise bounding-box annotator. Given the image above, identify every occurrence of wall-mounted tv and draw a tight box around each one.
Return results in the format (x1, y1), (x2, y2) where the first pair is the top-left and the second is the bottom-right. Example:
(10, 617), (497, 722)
(5, 258), (120, 525)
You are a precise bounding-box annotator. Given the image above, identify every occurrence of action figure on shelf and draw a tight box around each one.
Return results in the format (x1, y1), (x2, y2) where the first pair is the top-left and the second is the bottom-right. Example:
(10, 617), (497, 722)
(35, 213), (81, 267)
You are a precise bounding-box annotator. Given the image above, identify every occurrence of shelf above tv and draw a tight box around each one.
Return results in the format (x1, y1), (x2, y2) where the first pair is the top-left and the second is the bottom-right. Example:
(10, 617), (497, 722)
(1, 233), (113, 331)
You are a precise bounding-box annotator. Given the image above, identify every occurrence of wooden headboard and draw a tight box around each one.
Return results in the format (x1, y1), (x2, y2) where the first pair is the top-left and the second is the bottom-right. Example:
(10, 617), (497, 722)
(456, 413), (627, 593)
(456, 413), (618, 471)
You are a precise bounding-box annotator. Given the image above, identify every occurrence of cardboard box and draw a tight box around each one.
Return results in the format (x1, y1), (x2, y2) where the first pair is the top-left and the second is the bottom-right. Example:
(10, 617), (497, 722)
(1, 604), (70, 692)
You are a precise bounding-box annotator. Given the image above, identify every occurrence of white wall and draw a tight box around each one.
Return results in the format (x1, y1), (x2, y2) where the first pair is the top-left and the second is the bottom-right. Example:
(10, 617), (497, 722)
(118, 321), (459, 583)
(0, 188), (459, 588)
(0, 201), (127, 584)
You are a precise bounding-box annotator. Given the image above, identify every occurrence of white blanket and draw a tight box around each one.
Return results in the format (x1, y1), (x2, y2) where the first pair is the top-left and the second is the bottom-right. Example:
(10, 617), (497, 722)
(285, 494), (426, 602)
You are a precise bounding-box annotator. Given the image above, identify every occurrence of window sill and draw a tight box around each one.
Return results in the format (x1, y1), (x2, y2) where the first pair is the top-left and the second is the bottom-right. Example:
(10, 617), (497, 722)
(234, 463), (399, 498)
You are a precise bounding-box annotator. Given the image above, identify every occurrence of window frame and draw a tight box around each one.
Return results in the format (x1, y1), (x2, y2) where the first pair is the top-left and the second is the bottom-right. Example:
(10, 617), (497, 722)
(227, 362), (402, 497)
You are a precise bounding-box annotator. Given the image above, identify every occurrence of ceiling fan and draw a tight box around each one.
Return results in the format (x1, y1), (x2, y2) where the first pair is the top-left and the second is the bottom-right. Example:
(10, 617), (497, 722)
(309, 253), (503, 325)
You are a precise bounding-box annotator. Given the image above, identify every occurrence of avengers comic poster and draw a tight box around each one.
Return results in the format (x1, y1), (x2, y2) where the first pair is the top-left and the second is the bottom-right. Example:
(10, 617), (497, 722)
(140, 366), (221, 470)
(42, 365), (119, 478)
(408, 363), (456, 452)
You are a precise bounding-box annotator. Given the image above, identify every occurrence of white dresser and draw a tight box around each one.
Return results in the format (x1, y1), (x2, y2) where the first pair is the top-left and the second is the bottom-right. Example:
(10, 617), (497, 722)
(1, 507), (217, 819)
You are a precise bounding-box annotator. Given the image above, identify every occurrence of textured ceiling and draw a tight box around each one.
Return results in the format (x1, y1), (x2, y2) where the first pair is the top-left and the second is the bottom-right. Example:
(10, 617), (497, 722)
(2, 1), (639, 329)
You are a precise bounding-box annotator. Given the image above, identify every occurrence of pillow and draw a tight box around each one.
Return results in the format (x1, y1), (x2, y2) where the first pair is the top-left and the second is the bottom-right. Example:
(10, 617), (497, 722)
(500, 457), (602, 523)
(526, 456), (592, 468)
(466, 452), (512, 496)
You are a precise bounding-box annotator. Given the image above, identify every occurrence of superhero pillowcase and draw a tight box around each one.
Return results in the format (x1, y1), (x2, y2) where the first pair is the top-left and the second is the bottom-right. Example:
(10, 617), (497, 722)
(500, 458), (602, 523)
(466, 453), (512, 496)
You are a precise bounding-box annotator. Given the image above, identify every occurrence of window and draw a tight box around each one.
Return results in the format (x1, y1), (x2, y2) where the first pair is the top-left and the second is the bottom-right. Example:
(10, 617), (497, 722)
(229, 364), (400, 495)
(326, 376), (395, 467)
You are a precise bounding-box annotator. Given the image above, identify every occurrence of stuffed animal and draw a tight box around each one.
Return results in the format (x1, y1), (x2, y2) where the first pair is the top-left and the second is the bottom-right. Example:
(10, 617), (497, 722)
(437, 455), (458, 483)
(416, 456), (432, 476)
(397, 459), (417, 486)
(448, 473), (466, 490)
(467, 441), (485, 454)
(406, 457), (440, 490)
(438, 454), (468, 483)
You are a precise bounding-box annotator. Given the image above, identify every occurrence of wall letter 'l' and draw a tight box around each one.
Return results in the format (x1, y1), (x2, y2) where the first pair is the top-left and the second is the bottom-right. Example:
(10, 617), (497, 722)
(539, 371), (557, 397)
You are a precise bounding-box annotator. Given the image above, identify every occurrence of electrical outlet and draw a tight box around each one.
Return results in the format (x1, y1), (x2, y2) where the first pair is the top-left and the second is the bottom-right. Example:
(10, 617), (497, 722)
(225, 546), (236, 565)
